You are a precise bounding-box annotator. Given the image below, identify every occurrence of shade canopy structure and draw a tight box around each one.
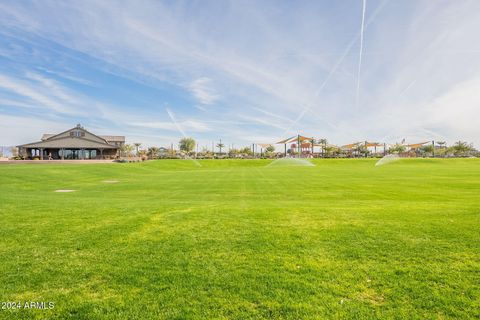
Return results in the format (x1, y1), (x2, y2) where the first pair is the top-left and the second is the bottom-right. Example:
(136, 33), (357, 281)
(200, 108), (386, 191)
(276, 136), (297, 144)
(256, 143), (272, 149)
(274, 134), (322, 157)
(366, 142), (383, 147)
(406, 141), (430, 149)
(341, 141), (383, 149)
(341, 142), (362, 150)
(275, 135), (314, 144)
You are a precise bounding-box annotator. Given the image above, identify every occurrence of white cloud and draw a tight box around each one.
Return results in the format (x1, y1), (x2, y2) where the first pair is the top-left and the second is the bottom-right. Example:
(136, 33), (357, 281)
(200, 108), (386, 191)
(424, 77), (480, 144)
(0, 115), (66, 145)
(0, 74), (80, 115)
(129, 120), (211, 133)
(1, 1), (480, 147)
(188, 77), (219, 105)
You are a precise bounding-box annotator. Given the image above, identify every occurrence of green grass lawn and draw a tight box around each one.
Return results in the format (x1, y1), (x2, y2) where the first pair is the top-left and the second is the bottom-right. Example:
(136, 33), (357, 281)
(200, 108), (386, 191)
(0, 159), (479, 319)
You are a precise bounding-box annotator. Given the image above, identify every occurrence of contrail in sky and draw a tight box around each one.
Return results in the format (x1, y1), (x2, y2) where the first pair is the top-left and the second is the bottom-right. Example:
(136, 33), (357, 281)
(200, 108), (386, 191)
(279, 0), (388, 138)
(356, 0), (367, 109)
(166, 108), (202, 167)
(399, 79), (416, 97)
(166, 108), (187, 138)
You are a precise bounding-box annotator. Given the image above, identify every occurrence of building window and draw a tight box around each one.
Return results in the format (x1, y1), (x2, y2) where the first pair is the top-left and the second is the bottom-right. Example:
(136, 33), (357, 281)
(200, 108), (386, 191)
(70, 130), (83, 137)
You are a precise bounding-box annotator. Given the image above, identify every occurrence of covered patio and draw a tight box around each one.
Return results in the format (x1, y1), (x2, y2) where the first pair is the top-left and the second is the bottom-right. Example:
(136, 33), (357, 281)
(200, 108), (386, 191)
(19, 141), (117, 160)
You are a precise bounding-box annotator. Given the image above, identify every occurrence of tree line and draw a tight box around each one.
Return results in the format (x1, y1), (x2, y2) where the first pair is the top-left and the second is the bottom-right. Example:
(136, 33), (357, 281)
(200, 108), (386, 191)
(119, 138), (478, 159)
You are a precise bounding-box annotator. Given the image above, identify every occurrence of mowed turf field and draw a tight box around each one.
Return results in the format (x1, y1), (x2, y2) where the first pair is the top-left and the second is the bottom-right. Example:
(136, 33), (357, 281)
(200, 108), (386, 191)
(0, 159), (479, 319)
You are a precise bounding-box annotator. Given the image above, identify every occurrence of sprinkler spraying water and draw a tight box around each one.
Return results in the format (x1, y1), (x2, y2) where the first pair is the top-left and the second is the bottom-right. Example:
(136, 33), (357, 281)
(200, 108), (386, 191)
(266, 157), (315, 167)
(375, 154), (400, 167)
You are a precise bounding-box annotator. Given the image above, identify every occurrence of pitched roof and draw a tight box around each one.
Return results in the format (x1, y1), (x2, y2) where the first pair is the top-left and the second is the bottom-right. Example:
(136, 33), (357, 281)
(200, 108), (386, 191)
(18, 137), (117, 149)
(101, 136), (125, 142)
(41, 134), (55, 140)
(42, 134), (125, 142)
(19, 124), (121, 149)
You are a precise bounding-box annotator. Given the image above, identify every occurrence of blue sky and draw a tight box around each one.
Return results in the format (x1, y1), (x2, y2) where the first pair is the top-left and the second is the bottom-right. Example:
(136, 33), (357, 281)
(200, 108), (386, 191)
(1, 0), (479, 148)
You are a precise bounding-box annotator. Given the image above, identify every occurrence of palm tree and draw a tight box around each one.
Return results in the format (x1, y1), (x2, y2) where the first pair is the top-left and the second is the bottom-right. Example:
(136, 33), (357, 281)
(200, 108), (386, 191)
(147, 147), (160, 159)
(9, 147), (18, 158)
(419, 144), (434, 157)
(121, 144), (135, 157)
(228, 148), (239, 158)
(389, 143), (406, 154)
(324, 145), (337, 158)
(134, 143), (142, 156)
(318, 139), (327, 157)
(353, 143), (367, 158)
(451, 141), (474, 157)
(435, 141), (446, 157)
(216, 139), (225, 154)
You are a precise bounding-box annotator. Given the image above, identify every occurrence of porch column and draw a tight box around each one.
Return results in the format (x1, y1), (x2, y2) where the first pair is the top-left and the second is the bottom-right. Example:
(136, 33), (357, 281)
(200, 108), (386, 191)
(40, 148), (44, 160)
(297, 135), (300, 157)
(61, 148), (65, 160)
(100, 149), (103, 159)
(81, 149), (85, 160)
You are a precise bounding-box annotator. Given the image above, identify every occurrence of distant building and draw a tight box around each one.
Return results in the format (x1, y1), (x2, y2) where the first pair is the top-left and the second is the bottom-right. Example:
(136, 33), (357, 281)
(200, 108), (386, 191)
(17, 124), (125, 160)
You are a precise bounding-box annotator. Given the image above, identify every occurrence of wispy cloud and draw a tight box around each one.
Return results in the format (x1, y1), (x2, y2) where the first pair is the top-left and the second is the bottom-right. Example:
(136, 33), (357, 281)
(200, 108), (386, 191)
(129, 120), (211, 133)
(0, 74), (79, 115)
(0, 0), (479, 147)
(188, 77), (219, 105)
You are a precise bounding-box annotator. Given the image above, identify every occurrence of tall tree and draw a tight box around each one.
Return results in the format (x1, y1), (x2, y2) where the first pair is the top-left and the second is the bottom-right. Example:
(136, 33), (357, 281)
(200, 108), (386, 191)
(179, 138), (196, 153)
(324, 145), (338, 157)
(451, 141), (474, 156)
(239, 147), (252, 156)
(147, 147), (160, 159)
(121, 144), (135, 157)
(389, 144), (406, 154)
(319, 139), (327, 157)
(228, 148), (239, 158)
(10, 147), (18, 158)
(133, 143), (142, 156)
(420, 144), (434, 156)
(216, 139), (225, 154)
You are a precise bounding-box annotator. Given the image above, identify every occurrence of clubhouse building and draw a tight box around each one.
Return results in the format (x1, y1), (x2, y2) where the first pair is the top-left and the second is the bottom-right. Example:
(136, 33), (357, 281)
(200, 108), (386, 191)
(17, 124), (125, 160)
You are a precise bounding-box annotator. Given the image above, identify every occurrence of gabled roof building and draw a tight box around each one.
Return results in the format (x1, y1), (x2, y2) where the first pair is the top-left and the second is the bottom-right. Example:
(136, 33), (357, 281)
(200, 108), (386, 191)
(17, 124), (125, 160)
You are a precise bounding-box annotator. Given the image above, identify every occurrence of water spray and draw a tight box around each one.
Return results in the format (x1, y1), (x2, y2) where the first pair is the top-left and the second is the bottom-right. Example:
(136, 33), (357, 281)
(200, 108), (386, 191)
(375, 154), (400, 167)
